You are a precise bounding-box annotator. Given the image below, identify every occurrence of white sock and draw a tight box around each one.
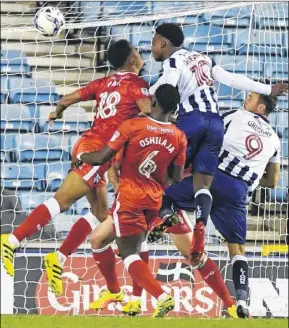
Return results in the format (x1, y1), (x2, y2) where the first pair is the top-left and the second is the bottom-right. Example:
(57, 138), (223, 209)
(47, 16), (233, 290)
(9, 234), (20, 247)
(157, 292), (167, 302)
(57, 250), (67, 266)
(44, 198), (61, 217)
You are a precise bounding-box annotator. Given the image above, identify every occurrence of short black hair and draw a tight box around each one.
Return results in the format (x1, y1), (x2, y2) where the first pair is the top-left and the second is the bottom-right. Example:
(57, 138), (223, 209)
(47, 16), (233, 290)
(258, 94), (277, 114)
(155, 23), (184, 47)
(155, 84), (180, 114)
(107, 39), (132, 69)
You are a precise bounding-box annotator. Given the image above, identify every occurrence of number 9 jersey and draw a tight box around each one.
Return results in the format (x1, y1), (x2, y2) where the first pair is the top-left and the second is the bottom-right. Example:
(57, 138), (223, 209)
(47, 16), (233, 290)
(78, 72), (150, 141)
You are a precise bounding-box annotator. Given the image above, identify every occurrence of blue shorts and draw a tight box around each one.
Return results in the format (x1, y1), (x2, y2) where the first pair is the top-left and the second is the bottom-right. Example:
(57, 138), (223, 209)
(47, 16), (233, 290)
(165, 170), (248, 244)
(176, 111), (224, 176)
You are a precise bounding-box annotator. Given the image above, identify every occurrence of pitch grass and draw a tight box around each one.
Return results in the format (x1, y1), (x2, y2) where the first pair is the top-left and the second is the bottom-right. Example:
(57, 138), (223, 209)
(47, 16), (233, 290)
(1, 316), (288, 328)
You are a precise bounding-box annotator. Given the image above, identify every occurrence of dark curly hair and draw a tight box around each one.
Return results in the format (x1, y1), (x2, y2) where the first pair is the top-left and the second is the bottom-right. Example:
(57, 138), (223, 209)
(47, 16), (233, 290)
(107, 39), (132, 69)
(155, 23), (184, 47)
(258, 94), (277, 114)
(155, 84), (180, 114)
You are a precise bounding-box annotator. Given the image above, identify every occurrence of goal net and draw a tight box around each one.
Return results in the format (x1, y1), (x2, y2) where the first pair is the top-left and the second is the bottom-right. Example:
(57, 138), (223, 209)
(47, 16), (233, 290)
(1, 0), (288, 318)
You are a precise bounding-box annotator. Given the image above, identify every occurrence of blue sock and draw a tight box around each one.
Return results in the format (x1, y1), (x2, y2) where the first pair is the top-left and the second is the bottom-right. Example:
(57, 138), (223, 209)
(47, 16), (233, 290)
(195, 189), (212, 226)
(159, 194), (174, 219)
(232, 255), (249, 302)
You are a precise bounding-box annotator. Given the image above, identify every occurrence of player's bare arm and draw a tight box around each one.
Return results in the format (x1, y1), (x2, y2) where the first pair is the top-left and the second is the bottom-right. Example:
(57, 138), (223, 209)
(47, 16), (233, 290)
(108, 164), (120, 192)
(259, 162), (280, 188)
(170, 164), (184, 183)
(73, 145), (117, 167)
(136, 97), (152, 114)
(49, 90), (82, 122)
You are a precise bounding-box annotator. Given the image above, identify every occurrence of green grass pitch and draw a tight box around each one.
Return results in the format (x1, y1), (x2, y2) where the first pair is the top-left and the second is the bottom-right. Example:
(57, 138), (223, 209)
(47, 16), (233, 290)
(1, 316), (288, 328)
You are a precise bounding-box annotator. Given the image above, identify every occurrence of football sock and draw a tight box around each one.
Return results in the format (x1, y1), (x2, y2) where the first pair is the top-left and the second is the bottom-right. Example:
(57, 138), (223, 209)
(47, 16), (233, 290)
(132, 243), (149, 297)
(194, 189), (212, 226)
(93, 245), (120, 294)
(12, 198), (60, 243)
(232, 255), (249, 302)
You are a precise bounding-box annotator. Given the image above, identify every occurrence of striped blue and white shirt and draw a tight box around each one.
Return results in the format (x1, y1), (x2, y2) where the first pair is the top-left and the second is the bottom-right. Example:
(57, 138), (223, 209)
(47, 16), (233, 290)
(219, 108), (281, 193)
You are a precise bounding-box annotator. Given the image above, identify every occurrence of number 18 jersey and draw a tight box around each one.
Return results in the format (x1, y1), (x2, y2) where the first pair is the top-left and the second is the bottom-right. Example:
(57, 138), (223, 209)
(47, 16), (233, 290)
(219, 109), (281, 192)
(78, 72), (149, 141)
(107, 116), (187, 210)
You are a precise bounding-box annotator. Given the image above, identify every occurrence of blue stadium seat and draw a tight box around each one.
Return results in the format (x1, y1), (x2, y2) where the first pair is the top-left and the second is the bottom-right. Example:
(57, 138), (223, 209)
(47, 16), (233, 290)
(0, 134), (16, 162)
(256, 3), (288, 29)
(204, 6), (252, 27)
(74, 196), (91, 215)
(233, 29), (284, 56)
(14, 134), (68, 162)
(1, 75), (8, 103)
(69, 135), (79, 156)
(8, 77), (59, 104)
(183, 25), (231, 53)
(0, 104), (34, 133)
(215, 83), (244, 109)
(110, 25), (132, 42)
(0, 50), (30, 75)
(44, 162), (71, 192)
(17, 191), (55, 212)
(131, 24), (154, 50)
(213, 55), (265, 79)
(140, 51), (162, 85)
(1, 163), (43, 191)
(281, 139), (288, 159)
(269, 169), (288, 203)
(37, 106), (90, 133)
(275, 110), (288, 138)
(265, 62), (288, 82)
(101, 1), (151, 17)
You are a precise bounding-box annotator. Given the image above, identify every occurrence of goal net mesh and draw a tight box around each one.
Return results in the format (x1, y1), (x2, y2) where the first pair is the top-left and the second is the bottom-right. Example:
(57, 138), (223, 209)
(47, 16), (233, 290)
(0, 0), (288, 317)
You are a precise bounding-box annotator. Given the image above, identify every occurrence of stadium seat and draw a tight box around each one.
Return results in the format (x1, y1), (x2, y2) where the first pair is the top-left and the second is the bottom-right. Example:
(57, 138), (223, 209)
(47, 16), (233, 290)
(256, 3), (289, 29)
(0, 134), (16, 162)
(183, 25), (231, 53)
(1, 163), (43, 191)
(68, 135), (80, 157)
(44, 162), (71, 192)
(233, 29), (284, 56)
(275, 110), (288, 138)
(74, 196), (91, 215)
(203, 6), (252, 27)
(101, 1), (151, 18)
(265, 62), (288, 82)
(17, 191), (55, 213)
(281, 139), (288, 159)
(130, 24), (154, 50)
(1, 75), (8, 103)
(215, 83), (244, 109)
(0, 104), (34, 132)
(0, 49), (30, 75)
(140, 51), (162, 85)
(37, 105), (90, 133)
(110, 25), (132, 42)
(8, 77), (59, 104)
(269, 168), (288, 203)
(213, 55), (265, 79)
(14, 135), (69, 162)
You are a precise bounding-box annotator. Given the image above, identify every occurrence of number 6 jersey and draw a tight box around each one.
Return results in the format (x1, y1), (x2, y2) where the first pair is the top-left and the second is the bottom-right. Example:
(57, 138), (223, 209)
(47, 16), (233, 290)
(107, 116), (187, 210)
(219, 108), (281, 192)
(78, 72), (150, 141)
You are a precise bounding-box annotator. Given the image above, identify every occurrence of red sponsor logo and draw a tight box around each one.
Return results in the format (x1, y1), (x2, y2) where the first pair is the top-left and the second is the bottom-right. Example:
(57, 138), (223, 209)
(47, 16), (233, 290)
(35, 257), (222, 317)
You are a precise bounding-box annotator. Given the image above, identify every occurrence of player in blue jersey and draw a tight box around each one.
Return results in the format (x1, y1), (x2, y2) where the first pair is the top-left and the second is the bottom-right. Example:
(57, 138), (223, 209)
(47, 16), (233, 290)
(149, 23), (288, 266)
(150, 92), (286, 318)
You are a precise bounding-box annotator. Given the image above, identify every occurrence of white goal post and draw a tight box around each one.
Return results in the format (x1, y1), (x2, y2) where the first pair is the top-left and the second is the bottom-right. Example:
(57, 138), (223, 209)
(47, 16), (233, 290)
(0, 0), (288, 318)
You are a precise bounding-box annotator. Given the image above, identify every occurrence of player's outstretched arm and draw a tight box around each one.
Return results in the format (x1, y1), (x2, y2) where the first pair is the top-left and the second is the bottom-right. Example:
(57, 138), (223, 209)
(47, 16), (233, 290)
(212, 65), (288, 97)
(260, 162), (280, 188)
(171, 164), (184, 184)
(49, 90), (82, 122)
(77, 146), (117, 166)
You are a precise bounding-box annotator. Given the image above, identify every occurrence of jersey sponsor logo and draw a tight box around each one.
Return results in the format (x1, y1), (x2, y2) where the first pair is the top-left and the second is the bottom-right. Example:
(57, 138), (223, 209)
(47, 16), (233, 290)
(248, 121), (272, 137)
(139, 137), (175, 153)
(244, 134), (263, 160)
(146, 125), (174, 135)
(110, 130), (120, 142)
(141, 88), (149, 96)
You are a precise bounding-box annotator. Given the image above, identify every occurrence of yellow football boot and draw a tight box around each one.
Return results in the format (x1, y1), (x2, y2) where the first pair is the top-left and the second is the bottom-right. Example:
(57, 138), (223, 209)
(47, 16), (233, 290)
(1, 234), (17, 277)
(44, 252), (63, 297)
(89, 289), (124, 310)
(152, 295), (174, 318)
(122, 299), (141, 316)
(228, 304), (238, 319)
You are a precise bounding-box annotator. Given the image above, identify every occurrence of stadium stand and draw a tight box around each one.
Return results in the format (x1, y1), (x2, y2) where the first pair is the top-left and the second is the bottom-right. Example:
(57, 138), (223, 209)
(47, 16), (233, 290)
(1, 104), (34, 133)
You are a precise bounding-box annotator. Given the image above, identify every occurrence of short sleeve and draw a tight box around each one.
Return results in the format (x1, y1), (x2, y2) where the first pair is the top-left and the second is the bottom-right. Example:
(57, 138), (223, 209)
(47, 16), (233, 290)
(107, 120), (131, 152)
(173, 132), (187, 166)
(269, 139), (281, 164)
(78, 79), (102, 101)
(128, 79), (150, 102)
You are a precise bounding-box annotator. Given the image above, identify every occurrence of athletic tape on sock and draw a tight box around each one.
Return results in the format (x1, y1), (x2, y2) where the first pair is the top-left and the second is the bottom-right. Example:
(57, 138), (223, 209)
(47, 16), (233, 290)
(124, 254), (141, 270)
(195, 188), (212, 199)
(44, 198), (61, 218)
(231, 254), (248, 265)
(83, 211), (99, 230)
(92, 244), (111, 253)
(140, 241), (149, 252)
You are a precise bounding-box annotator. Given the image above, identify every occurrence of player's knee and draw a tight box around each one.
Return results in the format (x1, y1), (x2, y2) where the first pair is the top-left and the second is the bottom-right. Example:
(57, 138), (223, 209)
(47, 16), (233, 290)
(53, 196), (73, 213)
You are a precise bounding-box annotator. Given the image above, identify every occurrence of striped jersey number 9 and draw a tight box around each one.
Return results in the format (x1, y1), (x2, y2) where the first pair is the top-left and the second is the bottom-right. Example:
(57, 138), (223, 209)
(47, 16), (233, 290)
(97, 91), (121, 119)
(139, 151), (159, 178)
(244, 134), (263, 160)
